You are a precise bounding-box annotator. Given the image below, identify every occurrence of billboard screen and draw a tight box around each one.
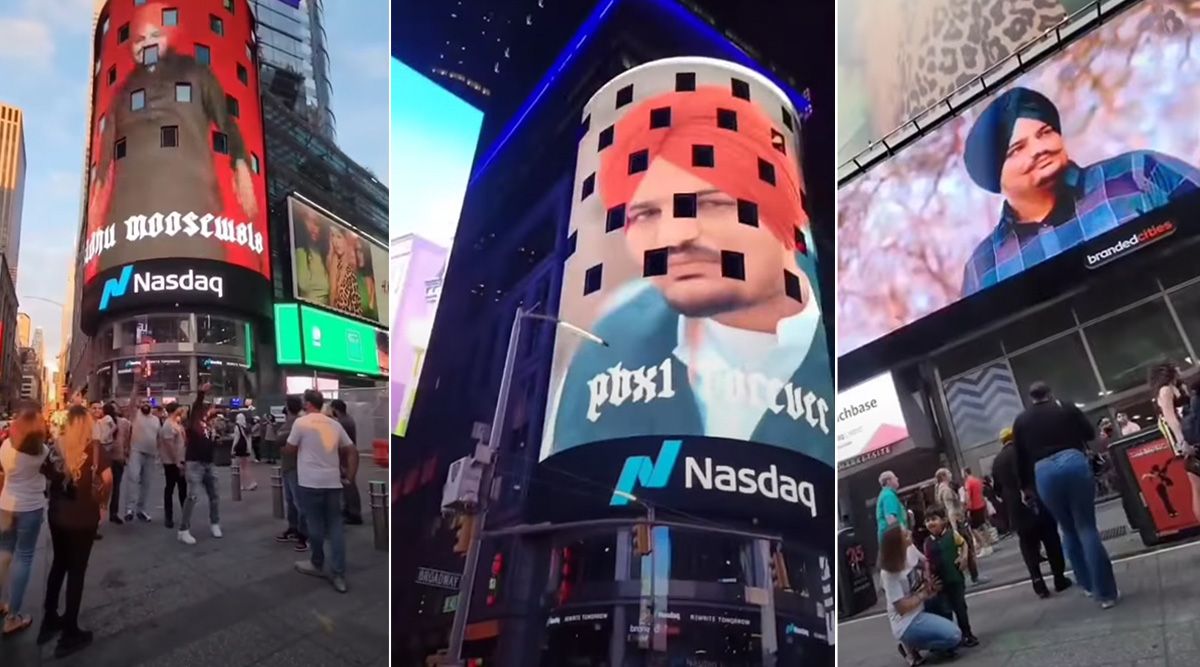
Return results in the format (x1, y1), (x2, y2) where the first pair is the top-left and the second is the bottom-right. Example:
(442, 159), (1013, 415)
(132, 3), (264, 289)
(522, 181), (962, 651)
(288, 196), (388, 326)
(83, 0), (269, 288)
(273, 304), (388, 377)
(541, 57), (834, 474)
(390, 58), (483, 435)
(838, 0), (1200, 353)
(835, 372), (909, 467)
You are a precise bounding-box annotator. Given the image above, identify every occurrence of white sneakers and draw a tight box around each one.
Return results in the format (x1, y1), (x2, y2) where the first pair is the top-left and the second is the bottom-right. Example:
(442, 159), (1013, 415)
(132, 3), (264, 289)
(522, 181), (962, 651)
(177, 525), (222, 544)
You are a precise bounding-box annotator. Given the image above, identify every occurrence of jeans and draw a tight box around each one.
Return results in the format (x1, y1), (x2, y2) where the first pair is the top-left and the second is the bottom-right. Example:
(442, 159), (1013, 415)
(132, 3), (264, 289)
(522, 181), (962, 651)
(109, 461), (125, 519)
(298, 487), (345, 577)
(44, 522), (96, 632)
(125, 450), (156, 515)
(181, 462), (220, 531)
(900, 612), (962, 652)
(0, 508), (45, 615)
(282, 469), (306, 538)
(163, 464), (187, 524)
(1035, 448), (1118, 602)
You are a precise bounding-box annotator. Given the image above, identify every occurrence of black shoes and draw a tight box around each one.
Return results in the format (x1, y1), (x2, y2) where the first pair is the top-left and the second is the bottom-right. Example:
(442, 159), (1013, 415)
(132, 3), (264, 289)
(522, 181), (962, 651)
(344, 515), (364, 526)
(165, 519), (175, 529)
(1054, 577), (1074, 593)
(36, 613), (62, 645)
(961, 635), (980, 648)
(275, 530), (296, 543)
(109, 514), (124, 525)
(54, 629), (94, 658)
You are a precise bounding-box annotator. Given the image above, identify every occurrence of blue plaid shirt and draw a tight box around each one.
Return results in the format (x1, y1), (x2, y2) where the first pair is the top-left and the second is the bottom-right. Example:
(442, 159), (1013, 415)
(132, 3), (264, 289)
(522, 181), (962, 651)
(961, 151), (1200, 296)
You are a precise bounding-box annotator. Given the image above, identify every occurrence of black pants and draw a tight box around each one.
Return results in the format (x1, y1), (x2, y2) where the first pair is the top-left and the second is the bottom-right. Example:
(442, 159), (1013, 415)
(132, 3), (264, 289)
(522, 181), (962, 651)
(1018, 515), (1069, 594)
(932, 580), (973, 638)
(251, 436), (262, 461)
(108, 461), (125, 519)
(44, 522), (97, 632)
(342, 475), (362, 522)
(163, 464), (187, 523)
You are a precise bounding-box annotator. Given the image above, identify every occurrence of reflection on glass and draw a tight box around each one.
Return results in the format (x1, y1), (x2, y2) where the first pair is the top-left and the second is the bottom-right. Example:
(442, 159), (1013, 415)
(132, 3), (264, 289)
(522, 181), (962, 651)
(119, 315), (191, 346)
(197, 315), (240, 346)
(197, 359), (242, 397)
(1008, 333), (1100, 408)
(1086, 299), (1190, 393)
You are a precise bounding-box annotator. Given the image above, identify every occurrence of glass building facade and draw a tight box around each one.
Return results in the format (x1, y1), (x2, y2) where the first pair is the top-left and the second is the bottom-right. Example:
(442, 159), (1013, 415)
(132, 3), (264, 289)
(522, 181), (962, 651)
(250, 0), (335, 140)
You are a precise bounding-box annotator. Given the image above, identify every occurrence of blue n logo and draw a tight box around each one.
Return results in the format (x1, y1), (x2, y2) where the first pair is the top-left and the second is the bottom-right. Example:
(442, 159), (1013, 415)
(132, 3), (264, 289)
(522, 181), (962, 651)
(610, 439), (682, 506)
(99, 265), (134, 311)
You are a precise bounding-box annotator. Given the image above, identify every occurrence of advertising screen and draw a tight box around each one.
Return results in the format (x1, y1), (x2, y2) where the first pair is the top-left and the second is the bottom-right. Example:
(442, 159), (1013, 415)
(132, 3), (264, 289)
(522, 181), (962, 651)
(288, 195), (388, 325)
(837, 0), (1200, 353)
(389, 58), (483, 435)
(80, 257), (271, 321)
(835, 373), (909, 467)
(83, 0), (269, 287)
(540, 57), (833, 469)
(273, 304), (388, 377)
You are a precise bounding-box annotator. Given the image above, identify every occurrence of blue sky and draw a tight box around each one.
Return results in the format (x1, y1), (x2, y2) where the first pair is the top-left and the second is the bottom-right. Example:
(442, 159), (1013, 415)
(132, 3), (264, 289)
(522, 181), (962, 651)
(0, 0), (388, 371)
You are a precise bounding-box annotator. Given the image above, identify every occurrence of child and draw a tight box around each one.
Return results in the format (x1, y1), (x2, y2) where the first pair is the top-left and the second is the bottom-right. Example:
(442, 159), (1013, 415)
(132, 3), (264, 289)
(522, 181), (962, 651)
(923, 506), (980, 648)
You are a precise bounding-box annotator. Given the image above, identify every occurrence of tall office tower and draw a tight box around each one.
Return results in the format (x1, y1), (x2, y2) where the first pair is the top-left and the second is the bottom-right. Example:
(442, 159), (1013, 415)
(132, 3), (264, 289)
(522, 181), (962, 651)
(16, 312), (29, 349)
(250, 0), (336, 140)
(0, 104), (26, 286)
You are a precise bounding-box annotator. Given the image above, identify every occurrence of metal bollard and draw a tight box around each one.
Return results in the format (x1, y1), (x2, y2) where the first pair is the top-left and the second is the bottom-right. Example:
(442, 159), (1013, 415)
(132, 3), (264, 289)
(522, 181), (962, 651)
(270, 466), (284, 519)
(231, 464), (242, 501)
(369, 480), (387, 552)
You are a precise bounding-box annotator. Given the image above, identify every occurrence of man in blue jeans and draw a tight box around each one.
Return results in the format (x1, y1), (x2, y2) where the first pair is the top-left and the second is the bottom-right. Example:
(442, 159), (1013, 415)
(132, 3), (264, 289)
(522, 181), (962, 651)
(285, 390), (358, 593)
(1011, 381), (1118, 608)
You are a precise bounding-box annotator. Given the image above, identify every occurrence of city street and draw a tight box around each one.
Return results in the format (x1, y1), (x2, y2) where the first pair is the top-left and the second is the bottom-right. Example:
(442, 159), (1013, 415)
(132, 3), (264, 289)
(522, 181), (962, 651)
(0, 462), (389, 666)
(838, 538), (1200, 666)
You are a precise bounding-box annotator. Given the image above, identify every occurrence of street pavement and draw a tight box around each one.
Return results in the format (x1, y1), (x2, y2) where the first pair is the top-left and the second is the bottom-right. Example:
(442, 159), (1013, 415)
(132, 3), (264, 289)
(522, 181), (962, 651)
(838, 537), (1200, 666)
(0, 461), (389, 666)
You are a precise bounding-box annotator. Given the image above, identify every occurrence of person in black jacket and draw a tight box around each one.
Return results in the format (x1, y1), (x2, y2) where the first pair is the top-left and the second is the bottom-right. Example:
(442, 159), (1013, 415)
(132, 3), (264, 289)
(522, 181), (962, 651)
(177, 384), (222, 545)
(1011, 381), (1117, 608)
(992, 426), (1071, 598)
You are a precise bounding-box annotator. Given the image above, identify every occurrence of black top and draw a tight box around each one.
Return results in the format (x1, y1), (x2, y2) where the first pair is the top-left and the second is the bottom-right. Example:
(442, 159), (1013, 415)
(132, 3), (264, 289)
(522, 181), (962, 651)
(992, 443), (1039, 530)
(337, 415), (357, 445)
(184, 390), (216, 463)
(1012, 400), (1096, 489)
(45, 443), (111, 530)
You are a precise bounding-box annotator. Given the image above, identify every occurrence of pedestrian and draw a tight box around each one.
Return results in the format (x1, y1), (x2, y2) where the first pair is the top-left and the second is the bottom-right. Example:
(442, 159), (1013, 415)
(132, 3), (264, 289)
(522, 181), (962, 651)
(1117, 412), (1141, 436)
(287, 390), (357, 593)
(921, 506), (980, 648)
(877, 471), (908, 539)
(982, 475), (1008, 536)
(0, 401), (50, 635)
(1011, 381), (1118, 608)
(879, 525), (961, 666)
(330, 399), (363, 524)
(962, 468), (993, 556)
(178, 384), (223, 545)
(108, 403), (131, 525)
(124, 401), (159, 523)
(88, 402), (119, 527)
(230, 413), (258, 492)
(935, 469), (984, 584)
(274, 397), (308, 551)
(250, 415), (265, 463)
(157, 403), (188, 529)
(1153, 364), (1200, 521)
(40, 405), (110, 657)
(263, 415), (278, 465)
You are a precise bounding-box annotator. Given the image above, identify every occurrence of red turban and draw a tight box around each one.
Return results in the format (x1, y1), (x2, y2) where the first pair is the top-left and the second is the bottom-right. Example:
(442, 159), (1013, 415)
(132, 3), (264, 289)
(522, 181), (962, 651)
(598, 85), (805, 250)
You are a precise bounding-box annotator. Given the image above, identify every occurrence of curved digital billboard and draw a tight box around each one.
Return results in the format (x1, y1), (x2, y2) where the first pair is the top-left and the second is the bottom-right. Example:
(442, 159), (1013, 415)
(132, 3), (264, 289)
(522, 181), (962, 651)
(82, 0), (268, 329)
(537, 57), (833, 532)
(837, 0), (1200, 353)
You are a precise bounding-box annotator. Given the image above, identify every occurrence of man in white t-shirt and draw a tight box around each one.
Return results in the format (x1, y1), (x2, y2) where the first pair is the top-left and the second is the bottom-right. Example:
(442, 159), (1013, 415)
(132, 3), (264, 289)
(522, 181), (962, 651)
(285, 389), (358, 593)
(125, 402), (161, 523)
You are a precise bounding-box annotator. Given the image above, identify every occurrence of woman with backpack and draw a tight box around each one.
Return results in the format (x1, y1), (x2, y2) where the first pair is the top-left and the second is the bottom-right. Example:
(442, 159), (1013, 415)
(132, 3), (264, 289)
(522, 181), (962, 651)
(230, 414), (257, 492)
(1152, 364), (1200, 522)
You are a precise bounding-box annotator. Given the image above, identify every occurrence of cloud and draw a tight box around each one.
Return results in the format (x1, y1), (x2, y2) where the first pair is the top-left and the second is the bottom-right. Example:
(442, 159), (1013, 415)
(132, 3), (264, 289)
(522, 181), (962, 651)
(21, 0), (96, 34)
(0, 18), (54, 69)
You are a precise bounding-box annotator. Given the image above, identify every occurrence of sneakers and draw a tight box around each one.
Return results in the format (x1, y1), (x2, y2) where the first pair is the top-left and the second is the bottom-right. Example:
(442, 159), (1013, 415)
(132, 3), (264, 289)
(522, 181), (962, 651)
(275, 530), (296, 543)
(295, 560), (326, 578)
(137, 511), (152, 523)
(109, 514), (124, 525)
(294, 539), (309, 552)
(211, 524), (224, 538)
(124, 511), (134, 523)
(177, 530), (197, 545)
(961, 635), (980, 648)
(242, 483), (259, 492)
(331, 576), (348, 594)
(1054, 577), (1074, 593)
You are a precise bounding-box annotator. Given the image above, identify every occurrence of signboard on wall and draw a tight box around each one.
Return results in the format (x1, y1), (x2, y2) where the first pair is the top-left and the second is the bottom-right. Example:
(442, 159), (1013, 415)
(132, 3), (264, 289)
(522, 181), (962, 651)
(835, 372), (909, 464)
(274, 304), (388, 377)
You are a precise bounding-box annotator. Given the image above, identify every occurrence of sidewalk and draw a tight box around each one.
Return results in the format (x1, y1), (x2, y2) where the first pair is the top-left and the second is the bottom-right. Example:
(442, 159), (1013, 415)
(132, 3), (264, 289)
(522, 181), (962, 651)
(0, 461), (389, 666)
(838, 539), (1200, 666)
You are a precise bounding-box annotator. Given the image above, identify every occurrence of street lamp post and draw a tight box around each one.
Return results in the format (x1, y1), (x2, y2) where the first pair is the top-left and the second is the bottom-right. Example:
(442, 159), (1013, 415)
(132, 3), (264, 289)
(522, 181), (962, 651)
(445, 307), (605, 665)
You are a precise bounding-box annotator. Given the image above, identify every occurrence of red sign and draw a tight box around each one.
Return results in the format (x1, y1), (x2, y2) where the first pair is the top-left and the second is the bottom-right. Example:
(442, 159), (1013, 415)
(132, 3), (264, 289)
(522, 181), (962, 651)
(1124, 438), (1200, 535)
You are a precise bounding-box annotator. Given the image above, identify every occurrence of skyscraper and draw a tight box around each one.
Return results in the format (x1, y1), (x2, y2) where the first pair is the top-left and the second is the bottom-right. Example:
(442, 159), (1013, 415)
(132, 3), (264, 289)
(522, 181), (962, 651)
(0, 104), (25, 286)
(250, 0), (336, 140)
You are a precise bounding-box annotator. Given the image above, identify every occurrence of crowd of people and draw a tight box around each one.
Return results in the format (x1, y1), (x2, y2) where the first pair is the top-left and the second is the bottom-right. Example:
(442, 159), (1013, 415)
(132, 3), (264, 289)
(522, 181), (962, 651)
(875, 375), (1165, 665)
(0, 383), (363, 658)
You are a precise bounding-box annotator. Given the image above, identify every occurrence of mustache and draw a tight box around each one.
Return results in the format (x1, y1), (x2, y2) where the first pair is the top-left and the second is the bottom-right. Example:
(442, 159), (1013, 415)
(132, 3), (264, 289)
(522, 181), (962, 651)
(1026, 149), (1059, 171)
(665, 244), (722, 264)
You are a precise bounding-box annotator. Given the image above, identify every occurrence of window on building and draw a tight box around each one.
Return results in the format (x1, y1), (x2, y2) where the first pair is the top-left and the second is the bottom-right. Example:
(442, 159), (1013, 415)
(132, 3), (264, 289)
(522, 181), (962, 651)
(1085, 299), (1190, 393)
(935, 337), (1005, 379)
(250, 153), (260, 174)
(237, 63), (248, 84)
(175, 82), (192, 102)
(224, 0), (235, 13)
(196, 44), (211, 65)
(1008, 333), (1101, 408)
(108, 66), (116, 86)
(196, 316), (239, 346)
(135, 0), (147, 6)
(102, 16), (110, 35)
(114, 137), (127, 160)
(210, 15), (224, 36)
(998, 304), (1075, 353)
(161, 125), (178, 148)
(212, 131), (229, 154)
(162, 8), (178, 27)
(1168, 281), (1200, 360)
(130, 89), (146, 111)
(226, 95), (239, 117)
(118, 23), (129, 43)
(142, 44), (159, 66)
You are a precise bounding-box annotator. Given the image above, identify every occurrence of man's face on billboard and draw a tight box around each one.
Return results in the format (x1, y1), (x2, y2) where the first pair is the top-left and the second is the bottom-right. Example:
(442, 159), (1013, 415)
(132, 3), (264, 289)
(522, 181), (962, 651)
(1000, 118), (1069, 196)
(132, 15), (169, 62)
(625, 159), (792, 318)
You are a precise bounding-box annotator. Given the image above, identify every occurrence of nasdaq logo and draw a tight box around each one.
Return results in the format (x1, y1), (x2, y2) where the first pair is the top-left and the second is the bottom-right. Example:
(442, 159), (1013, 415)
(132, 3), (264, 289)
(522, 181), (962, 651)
(98, 266), (224, 311)
(610, 439), (681, 506)
(98, 265), (134, 311)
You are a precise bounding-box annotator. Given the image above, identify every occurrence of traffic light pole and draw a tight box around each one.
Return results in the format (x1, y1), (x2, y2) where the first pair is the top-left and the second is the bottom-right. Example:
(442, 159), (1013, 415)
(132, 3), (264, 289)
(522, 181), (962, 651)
(445, 307), (524, 666)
